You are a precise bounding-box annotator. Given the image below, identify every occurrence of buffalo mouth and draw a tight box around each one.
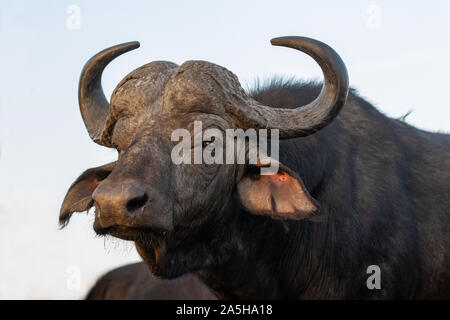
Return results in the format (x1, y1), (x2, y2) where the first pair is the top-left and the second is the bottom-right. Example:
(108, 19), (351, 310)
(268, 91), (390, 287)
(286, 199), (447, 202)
(96, 225), (165, 243)
(95, 225), (166, 265)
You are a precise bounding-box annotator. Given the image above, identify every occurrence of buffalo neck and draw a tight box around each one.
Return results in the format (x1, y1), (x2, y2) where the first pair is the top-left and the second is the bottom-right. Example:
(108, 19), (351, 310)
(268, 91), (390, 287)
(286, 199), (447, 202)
(197, 124), (338, 299)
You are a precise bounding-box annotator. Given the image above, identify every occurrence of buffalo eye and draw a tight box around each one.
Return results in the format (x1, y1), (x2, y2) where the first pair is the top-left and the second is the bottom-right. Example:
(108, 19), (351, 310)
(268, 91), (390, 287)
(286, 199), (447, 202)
(202, 138), (216, 157)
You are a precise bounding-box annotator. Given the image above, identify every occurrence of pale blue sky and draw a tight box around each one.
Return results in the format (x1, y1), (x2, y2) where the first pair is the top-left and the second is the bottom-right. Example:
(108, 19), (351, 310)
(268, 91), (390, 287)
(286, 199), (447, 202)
(0, 0), (449, 298)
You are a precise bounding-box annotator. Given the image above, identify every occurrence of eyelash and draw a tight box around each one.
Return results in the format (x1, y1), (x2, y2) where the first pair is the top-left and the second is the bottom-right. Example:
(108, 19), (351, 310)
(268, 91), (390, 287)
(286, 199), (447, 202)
(202, 141), (211, 148)
(202, 136), (217, 148)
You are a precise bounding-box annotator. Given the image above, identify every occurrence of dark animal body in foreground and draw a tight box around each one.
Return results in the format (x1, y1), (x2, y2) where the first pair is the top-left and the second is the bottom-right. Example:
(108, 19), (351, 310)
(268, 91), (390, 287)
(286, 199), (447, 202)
(86, 262), (215, 300)
(61, 36), (449, 299)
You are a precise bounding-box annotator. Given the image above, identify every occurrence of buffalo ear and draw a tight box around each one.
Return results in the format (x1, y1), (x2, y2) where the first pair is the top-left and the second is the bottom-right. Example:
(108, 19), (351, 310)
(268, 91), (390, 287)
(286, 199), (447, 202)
(237, 161), (319, 221)
(59, 162), (116, 228)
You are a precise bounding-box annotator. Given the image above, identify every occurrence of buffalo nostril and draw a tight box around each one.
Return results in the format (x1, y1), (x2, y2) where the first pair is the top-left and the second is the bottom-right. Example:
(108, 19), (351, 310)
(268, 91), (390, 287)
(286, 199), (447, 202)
(126, 193), (149, 213)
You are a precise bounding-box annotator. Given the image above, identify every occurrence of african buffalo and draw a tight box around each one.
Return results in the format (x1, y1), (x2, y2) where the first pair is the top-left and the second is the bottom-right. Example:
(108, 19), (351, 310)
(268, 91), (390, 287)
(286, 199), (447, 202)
(61, 36), (449, 299)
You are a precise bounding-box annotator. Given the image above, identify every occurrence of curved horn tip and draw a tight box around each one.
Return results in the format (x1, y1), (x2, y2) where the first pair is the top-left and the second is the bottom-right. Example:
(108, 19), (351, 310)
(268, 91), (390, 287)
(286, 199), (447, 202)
(270, 36), (321, 47)
(123, 41), (140, 49)
(99, 41), (140, 55)
(270, 36), (285, 45)
(105, 41), (140, 53)
(270, 36), (299, 46)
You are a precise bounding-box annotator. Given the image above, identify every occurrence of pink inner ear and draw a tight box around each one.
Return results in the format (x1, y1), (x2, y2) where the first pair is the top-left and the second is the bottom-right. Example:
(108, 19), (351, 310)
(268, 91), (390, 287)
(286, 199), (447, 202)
(238, 169), (318, 220)
(60, 161), (116, 226)
(274, 172), (288, 182)
(62, 174), (105, 215)
(264, 171), (290, 183)
(90, 176), (102, 185)
(81, 175), (102, 193)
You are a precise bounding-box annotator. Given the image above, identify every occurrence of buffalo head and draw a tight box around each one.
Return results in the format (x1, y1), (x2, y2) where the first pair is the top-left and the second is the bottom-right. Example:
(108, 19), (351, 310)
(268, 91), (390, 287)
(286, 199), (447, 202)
(60, 37), (348, 278)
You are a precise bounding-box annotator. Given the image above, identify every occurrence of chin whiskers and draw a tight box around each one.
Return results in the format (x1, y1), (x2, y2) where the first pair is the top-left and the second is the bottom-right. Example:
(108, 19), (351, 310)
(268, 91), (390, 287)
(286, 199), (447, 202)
(102, 234), (135, 254)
